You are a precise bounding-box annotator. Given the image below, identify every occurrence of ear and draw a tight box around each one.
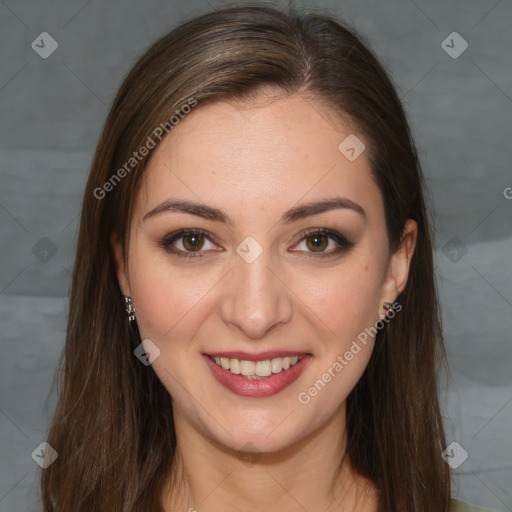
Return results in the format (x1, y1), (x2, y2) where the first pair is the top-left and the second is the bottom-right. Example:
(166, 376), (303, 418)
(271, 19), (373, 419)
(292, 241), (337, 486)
(111, 233), (131, 297)
(379, 219), (417, 306)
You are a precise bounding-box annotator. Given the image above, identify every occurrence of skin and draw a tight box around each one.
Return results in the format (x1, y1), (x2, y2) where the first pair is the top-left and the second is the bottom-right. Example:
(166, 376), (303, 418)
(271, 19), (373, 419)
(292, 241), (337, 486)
(113, 94), (417, 512)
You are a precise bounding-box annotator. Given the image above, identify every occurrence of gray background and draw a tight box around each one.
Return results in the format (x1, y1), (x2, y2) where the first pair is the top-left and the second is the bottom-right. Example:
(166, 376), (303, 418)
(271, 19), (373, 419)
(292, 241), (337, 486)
(0, 0), (511, 510)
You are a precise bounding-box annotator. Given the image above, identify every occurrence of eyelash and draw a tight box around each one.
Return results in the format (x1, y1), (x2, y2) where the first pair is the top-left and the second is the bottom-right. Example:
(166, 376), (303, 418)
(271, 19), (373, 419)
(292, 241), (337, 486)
(158, 228), (355, 260)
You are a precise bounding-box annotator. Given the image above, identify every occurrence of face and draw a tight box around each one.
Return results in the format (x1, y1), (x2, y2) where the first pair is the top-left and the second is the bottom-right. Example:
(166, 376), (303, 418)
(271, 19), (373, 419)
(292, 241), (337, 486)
(113, 94), (416, 453)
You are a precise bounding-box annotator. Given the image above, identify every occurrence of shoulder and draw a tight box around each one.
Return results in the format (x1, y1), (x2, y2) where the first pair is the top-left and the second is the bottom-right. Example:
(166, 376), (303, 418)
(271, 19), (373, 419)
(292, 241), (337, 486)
(452, 499), (498, 512)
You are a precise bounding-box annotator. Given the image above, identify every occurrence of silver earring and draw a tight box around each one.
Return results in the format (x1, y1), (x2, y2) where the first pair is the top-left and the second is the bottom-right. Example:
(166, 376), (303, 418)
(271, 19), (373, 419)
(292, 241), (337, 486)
(124, 296), (136, 322)
(383, 302), (393, 311)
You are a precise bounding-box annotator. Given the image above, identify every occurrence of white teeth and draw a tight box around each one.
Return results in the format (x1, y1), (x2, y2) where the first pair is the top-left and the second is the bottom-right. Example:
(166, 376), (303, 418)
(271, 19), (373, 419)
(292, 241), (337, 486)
(229, 358), (241, 374)
(240, 360), (256, 376)
(270, 358), (283, 373)
(255, 360), (272, 377)
(211, 355), (304, 377)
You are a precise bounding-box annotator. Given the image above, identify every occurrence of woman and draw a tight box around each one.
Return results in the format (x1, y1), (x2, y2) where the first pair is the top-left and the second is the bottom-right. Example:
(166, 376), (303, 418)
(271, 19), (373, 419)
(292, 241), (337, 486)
(41, 4), (495, 511)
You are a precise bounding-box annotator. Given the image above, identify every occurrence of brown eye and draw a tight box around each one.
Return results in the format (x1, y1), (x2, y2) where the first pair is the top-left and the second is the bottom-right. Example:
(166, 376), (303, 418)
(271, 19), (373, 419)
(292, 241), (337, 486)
(159, 229), (217, 258)
(182, 233), (205, 252)
(293, 228), (355, 258)
(305, 233), (329, 252)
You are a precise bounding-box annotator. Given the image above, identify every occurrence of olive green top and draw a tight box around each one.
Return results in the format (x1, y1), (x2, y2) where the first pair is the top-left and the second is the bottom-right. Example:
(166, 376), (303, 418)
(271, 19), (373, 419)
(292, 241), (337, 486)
(453, 499), (497, 512)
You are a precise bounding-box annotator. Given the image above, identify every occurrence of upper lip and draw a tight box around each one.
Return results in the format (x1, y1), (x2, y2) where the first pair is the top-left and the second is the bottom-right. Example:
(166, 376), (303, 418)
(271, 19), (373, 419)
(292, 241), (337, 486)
(204, 351), (309, 361)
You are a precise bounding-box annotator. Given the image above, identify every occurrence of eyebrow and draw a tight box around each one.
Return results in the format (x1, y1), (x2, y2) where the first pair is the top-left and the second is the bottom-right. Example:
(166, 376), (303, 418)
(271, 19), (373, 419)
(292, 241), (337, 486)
(142, 196), (366, 225)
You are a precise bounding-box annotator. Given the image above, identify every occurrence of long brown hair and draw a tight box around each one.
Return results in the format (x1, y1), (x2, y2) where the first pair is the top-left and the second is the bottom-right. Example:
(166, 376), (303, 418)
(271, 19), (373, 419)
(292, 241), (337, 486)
(42, 3), (451, 511)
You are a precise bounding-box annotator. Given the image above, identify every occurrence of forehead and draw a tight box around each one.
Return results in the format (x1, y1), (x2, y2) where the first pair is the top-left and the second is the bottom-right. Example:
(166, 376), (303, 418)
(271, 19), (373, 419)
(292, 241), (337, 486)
(136, 94), (383, 222)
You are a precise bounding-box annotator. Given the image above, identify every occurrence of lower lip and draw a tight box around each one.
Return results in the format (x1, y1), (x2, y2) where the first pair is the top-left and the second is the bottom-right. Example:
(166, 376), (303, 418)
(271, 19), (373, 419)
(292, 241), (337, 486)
(203, 354), (312, 398)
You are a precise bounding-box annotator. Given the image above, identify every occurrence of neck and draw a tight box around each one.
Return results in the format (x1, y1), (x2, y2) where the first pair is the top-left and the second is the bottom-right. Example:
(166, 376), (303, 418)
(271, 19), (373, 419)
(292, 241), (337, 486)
(162, 403), (378, 512)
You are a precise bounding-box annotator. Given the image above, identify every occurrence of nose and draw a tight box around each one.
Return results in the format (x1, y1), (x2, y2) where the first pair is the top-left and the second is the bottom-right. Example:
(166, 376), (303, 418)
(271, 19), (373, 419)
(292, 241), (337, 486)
(218, 249), (293, 339)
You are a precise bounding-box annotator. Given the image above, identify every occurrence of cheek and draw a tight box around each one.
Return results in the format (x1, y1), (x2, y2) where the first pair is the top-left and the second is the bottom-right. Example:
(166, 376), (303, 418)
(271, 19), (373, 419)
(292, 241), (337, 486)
(127, 246), (218, 337)
(296, 257), (383, 343)
(293, 262), (381, 421)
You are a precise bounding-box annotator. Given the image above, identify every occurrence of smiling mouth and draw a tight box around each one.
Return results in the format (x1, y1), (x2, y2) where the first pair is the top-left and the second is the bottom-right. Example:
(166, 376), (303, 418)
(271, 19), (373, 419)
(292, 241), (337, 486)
(208, 355), (306, 379)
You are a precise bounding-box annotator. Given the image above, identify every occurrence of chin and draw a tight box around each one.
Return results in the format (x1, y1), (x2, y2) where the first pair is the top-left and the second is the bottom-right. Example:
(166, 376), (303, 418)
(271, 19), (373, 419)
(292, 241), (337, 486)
(201, 406), (317, 456)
